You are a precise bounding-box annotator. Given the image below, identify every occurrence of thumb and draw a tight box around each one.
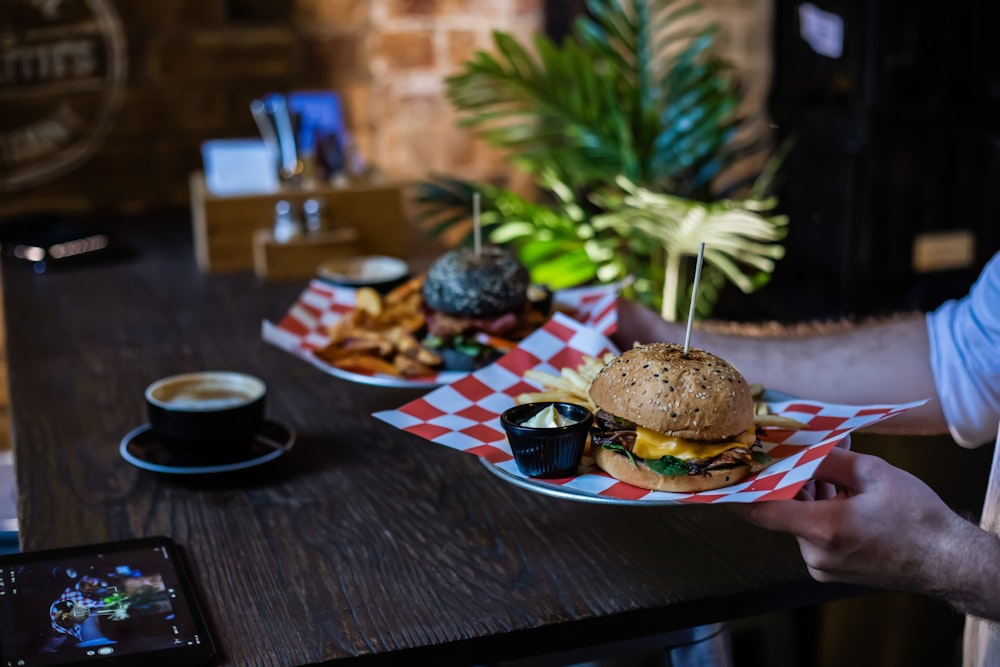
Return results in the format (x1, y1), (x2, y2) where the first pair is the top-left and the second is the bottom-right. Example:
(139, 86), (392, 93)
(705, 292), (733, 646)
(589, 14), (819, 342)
(736, 448), (866, 533)
(733, 447), (869, 533)
(809, 446), (865, 493)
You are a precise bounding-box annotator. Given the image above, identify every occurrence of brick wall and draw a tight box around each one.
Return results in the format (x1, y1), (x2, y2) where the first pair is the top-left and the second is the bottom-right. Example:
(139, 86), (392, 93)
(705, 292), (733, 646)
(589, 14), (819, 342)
(0, 0), (771, 219)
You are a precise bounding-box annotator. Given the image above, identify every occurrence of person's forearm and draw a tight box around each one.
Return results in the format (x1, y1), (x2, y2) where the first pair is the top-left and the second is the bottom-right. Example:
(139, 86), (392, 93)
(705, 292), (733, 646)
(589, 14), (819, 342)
(931, 515), (1000, 622)
(613, 299), (948, 435)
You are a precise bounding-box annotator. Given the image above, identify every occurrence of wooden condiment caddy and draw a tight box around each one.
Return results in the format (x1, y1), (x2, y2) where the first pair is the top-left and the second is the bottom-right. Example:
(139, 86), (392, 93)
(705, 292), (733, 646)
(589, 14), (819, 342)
(189, 171), (407, 278)
(251, 227), (361, 281)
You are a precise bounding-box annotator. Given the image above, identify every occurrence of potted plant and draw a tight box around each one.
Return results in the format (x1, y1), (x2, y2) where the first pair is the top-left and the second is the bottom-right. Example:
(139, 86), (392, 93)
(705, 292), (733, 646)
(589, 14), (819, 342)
(414, 0), (788, 321)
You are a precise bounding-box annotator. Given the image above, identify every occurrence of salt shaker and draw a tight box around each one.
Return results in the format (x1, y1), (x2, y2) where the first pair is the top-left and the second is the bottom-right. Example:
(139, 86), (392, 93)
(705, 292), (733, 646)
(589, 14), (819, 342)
(273, 200), (303, 243)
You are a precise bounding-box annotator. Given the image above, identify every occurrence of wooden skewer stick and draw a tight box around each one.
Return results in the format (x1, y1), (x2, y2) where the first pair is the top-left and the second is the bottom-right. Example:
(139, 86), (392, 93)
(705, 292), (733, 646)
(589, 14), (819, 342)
(682, 242), (706, 355)
(473, 192), (482, 257)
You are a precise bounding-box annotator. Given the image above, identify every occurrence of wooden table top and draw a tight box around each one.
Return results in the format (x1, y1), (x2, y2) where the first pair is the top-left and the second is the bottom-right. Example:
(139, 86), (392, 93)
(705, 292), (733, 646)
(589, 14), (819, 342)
(1, 214), (864, 666)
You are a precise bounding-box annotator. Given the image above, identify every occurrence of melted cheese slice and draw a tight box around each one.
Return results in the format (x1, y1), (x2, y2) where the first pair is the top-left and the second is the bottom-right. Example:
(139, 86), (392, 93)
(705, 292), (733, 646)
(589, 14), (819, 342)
(633, 426), (750, 461)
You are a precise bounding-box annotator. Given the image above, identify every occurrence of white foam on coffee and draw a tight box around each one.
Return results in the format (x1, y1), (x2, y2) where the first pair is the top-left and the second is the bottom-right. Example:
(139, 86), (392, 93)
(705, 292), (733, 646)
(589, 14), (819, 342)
(164, 392), (249, 410)
(148, 373), (264, 411)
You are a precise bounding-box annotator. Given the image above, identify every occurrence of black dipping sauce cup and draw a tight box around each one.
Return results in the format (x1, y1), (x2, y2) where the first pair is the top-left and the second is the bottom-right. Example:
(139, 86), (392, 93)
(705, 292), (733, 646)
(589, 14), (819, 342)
(500, 402), (593, 478)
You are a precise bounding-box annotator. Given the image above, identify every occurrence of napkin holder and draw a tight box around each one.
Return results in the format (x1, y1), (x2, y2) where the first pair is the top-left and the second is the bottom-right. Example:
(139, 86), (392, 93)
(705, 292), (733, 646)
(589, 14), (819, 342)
(252, 227), (361, 281)
(189, 171), (406, 274)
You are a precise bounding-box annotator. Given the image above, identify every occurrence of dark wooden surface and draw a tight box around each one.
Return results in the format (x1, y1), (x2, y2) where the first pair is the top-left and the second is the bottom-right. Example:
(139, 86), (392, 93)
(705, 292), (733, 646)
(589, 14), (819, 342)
(2, 214), (864, 666)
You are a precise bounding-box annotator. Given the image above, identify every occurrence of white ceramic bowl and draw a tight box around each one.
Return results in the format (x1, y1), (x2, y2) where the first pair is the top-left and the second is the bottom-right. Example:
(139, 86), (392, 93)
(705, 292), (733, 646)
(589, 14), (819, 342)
(316, 255), (410, 292)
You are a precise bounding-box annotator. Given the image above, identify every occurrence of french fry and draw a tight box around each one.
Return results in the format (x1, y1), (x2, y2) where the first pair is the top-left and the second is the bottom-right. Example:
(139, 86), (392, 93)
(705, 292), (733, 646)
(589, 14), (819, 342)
(354, 287), (383, 316)
(389, 330), (443, 366)
(523, 370), (577, 394)
(560, 367), (591, 394)
(314, 346), (351, 364)
(315, 274), (444, 378)
(514, 392), (551, 405)
(515, 354), (614, 413)
(751, 383), (807, 430)
(392, 353), (437, 377)
(514, 390), (581, 406)
(754, 414), (808, 430)
(330, 353), (401, 376)
(383, 275), (424, 305)
(319, 268), (578, 379)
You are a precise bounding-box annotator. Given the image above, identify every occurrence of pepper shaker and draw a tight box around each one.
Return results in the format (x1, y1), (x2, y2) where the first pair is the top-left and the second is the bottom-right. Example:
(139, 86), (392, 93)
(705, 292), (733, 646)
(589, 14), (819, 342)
(303, 198), (325, 234)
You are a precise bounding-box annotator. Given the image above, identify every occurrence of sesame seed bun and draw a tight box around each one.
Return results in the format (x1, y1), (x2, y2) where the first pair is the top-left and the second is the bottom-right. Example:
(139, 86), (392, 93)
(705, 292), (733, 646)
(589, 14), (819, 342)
(593, 445), (753, 492)
(587, 342), (754, 441)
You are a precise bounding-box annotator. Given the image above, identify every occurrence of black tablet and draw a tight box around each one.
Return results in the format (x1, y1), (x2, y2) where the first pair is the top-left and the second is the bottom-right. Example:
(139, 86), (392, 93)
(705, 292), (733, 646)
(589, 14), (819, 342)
(0, 536), (217, 667)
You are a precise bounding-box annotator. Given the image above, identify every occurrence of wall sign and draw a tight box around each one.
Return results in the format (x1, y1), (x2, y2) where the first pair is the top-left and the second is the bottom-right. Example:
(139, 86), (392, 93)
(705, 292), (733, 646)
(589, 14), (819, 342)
(0, 0), (127, 191)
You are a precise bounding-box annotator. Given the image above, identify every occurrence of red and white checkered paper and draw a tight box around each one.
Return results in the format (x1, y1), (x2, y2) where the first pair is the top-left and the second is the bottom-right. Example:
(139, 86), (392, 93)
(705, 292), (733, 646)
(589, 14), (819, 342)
(373, 312), (928, 504)
(261, 279), (621, 387)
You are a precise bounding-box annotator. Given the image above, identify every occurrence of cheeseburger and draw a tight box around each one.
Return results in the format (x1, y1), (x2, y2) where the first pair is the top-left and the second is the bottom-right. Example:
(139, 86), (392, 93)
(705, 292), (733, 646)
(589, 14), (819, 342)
(588, 342), (759, 492)
(421, 245), (550, 370)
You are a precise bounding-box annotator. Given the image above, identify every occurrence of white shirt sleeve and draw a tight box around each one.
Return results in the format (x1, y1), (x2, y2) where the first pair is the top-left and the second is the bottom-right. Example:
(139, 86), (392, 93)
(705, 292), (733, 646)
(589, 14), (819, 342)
(926, 252), (1000, 447)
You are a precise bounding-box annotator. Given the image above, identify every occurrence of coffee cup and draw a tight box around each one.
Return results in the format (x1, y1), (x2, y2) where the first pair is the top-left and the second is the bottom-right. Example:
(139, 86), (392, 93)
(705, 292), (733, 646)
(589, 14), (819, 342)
(144, 371), (267, 457)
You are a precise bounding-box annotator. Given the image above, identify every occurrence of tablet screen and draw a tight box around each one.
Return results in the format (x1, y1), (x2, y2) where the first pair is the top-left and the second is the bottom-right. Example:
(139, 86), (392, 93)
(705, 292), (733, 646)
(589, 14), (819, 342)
(0, 537), (215, 667)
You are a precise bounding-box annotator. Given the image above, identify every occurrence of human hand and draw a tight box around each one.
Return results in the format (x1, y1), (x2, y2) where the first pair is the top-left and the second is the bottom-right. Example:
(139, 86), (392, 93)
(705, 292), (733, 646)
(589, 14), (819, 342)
(735, 448), (975, 595)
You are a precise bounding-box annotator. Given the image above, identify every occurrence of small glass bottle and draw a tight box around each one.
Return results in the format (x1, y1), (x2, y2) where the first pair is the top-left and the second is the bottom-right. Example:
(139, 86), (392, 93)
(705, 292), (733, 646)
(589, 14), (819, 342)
(303, 198), (325, 234)
(273, 200), (303, 243)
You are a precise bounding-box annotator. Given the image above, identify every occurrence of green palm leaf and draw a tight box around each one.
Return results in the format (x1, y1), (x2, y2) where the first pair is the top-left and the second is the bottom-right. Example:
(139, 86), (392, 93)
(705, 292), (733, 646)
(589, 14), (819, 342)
(414, 0), (788, 318)
(444, 0), (755, 200)
(593, 177), (787, 320)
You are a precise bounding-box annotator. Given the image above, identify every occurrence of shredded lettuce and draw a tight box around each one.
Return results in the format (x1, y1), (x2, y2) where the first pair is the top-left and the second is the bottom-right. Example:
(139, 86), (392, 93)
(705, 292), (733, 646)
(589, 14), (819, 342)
(645, 455), (691, 476)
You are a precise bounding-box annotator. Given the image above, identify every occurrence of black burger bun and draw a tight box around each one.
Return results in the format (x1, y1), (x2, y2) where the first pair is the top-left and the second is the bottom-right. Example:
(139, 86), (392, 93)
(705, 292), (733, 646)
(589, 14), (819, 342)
(588, 342), (754, 442)
(422, 245), (530, 317)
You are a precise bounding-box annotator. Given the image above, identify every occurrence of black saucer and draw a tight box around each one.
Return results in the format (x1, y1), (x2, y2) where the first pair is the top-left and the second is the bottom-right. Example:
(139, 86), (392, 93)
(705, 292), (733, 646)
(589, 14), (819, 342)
(120, 420), (295, 475)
